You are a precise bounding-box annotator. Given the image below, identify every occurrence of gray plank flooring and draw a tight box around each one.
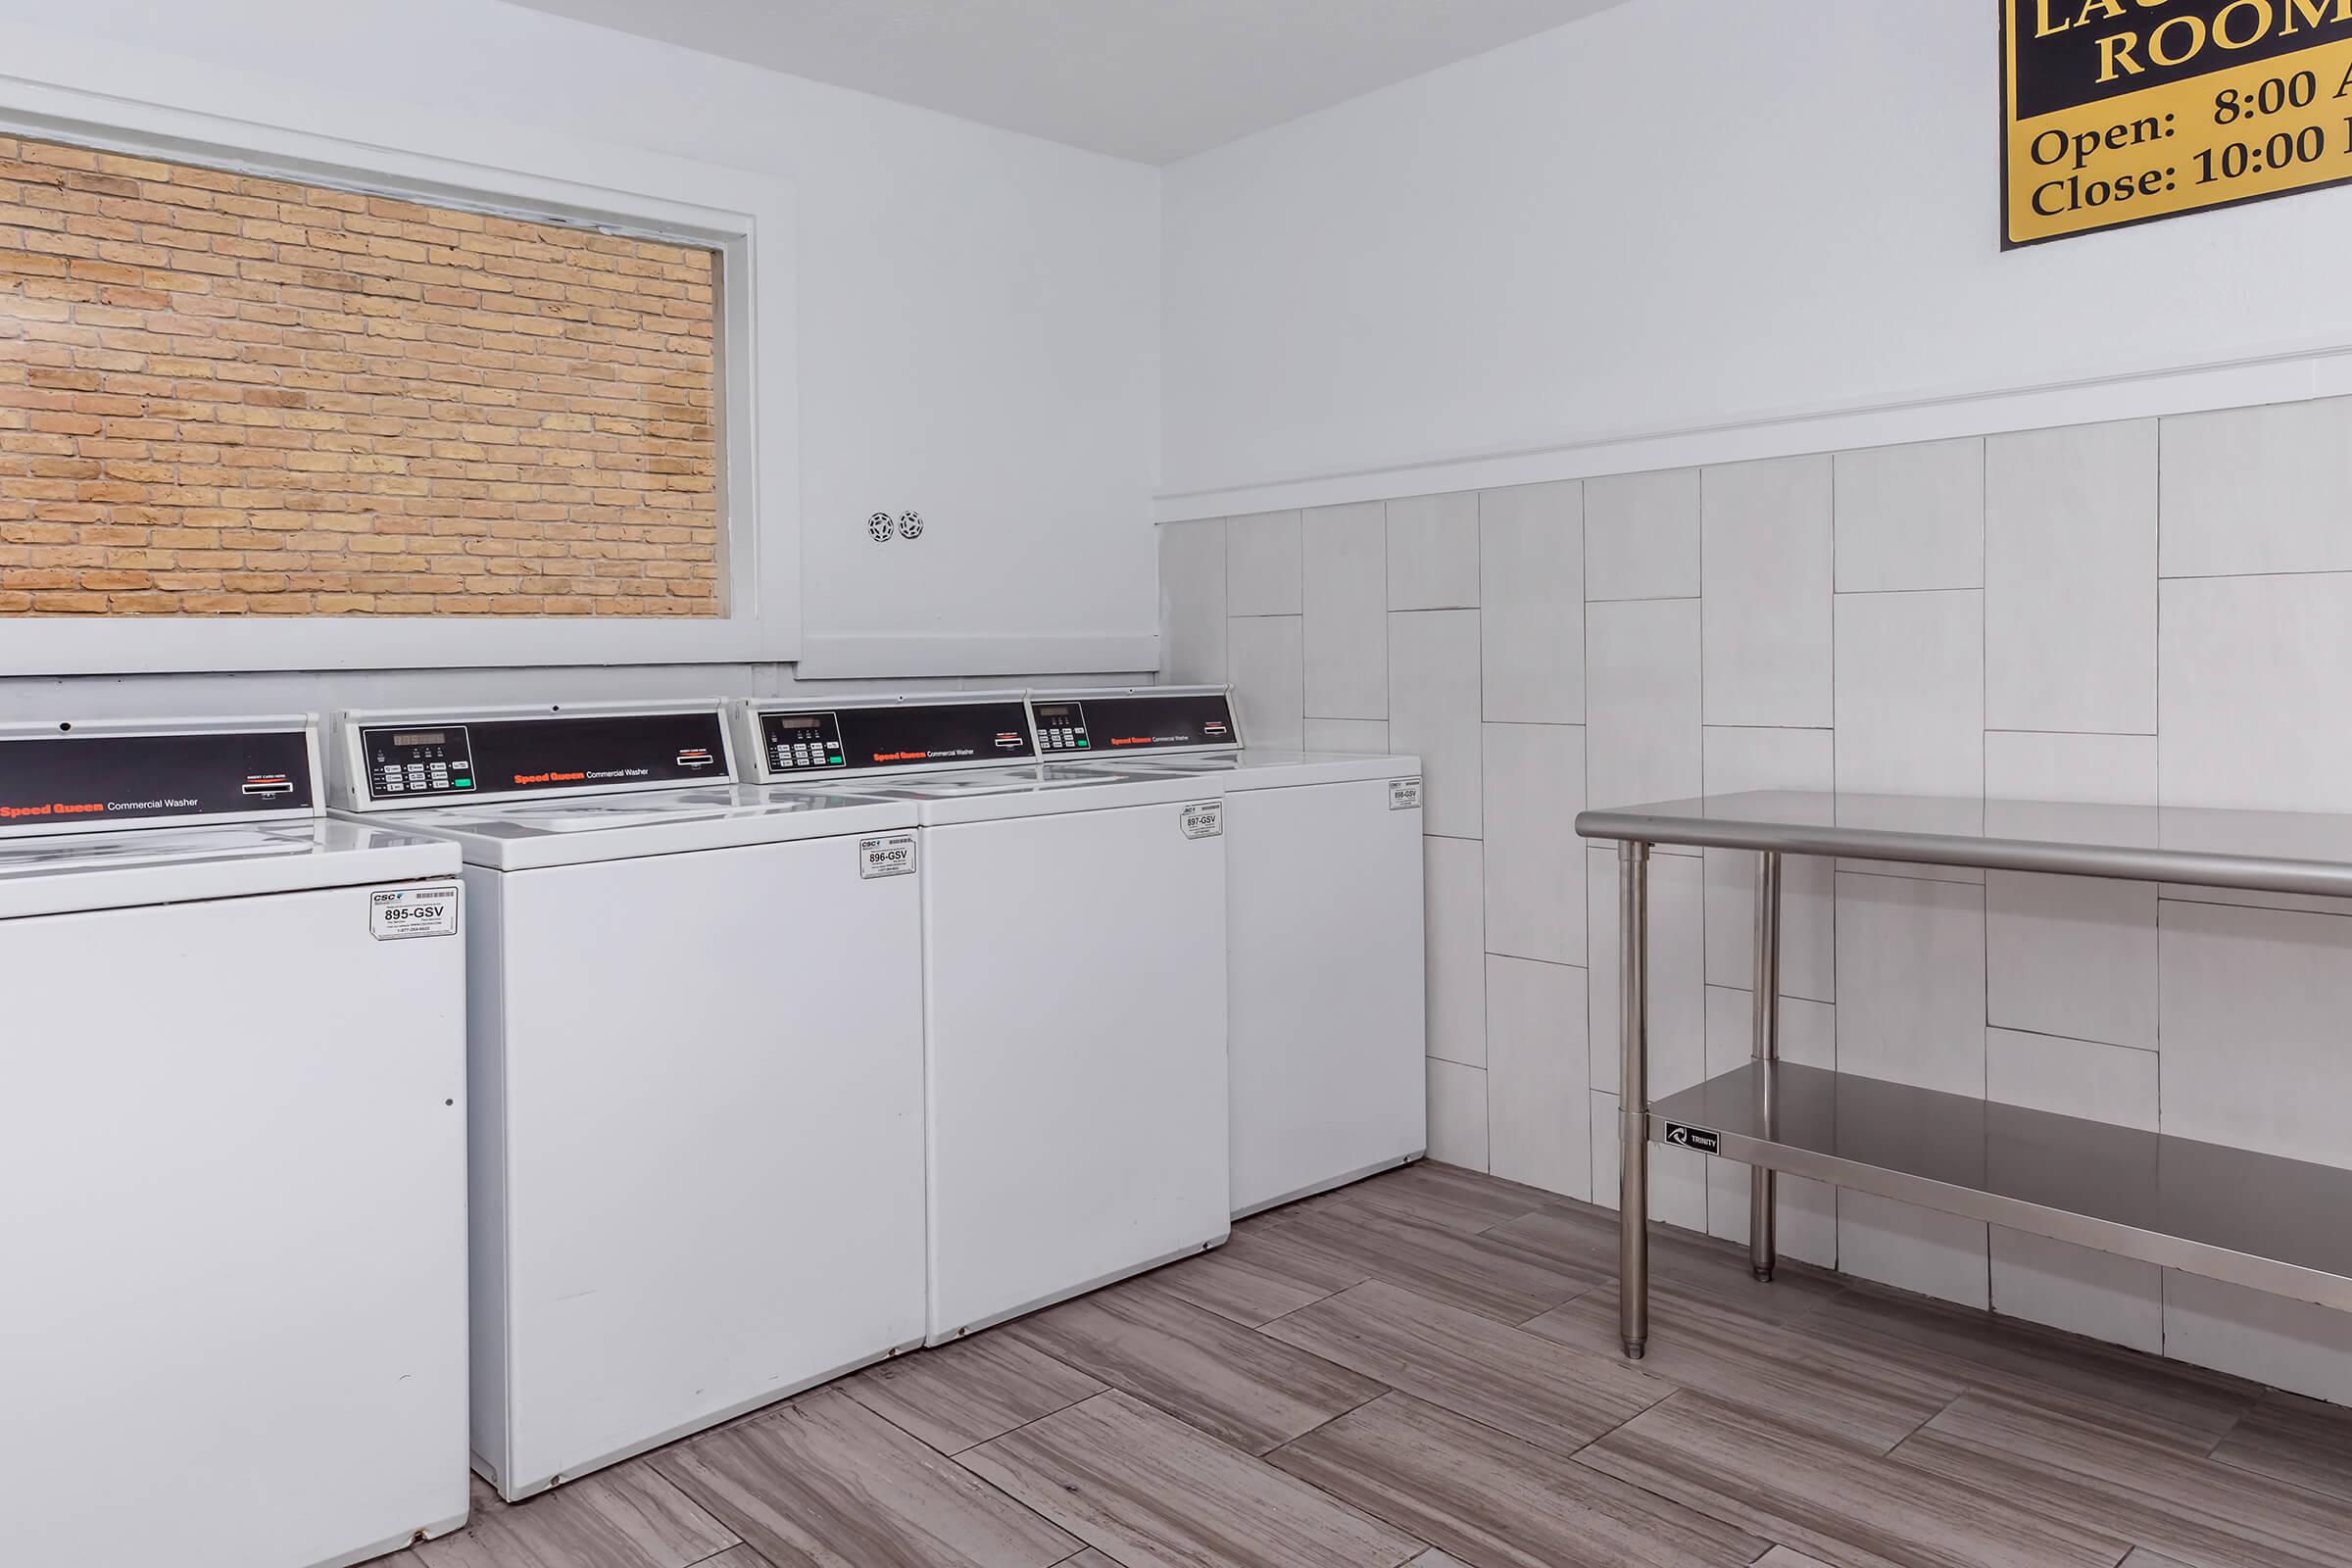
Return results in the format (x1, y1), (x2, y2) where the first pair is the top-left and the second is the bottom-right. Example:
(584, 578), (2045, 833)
(840, 1329), (1106, 1454)
(361, 1162), (2352, 1568)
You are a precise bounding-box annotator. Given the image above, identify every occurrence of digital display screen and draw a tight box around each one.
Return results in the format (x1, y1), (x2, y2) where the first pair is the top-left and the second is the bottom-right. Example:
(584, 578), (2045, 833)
(772, 715), (824, 731)
(1036, 705), (1075, 719)
(391, 731), (447, 747)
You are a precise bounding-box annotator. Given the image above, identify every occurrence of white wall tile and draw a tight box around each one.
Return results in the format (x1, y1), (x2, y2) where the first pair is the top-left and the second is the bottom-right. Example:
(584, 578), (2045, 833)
(1984, 731), (2157, 805)
(1226, 614), (1303, 750)
(2160, 396), (2352, 578)
(1389, 609), (1484, 837)
(1839, 1190), (1989, 1310)
(1482, 722), (1585, 966)
(1701, 726), (1836, 1002)
(1486, 956), (1591, 1200)
(1424, 835), (1487, 1068)
(1587, 844), (1705, 1097)
(1386, 491), (1480, 611)
(1225, 509), (1302, 617)
(1589, 1089), (1709, 1231)
(2161, 572), (2352, 813)
(1984, 1027), (2158, 1129)
(1586, 467), (1700, 602)
(2164, 1271), (2352, 1405)
(1157, 519), (1226, 683)
(1834, 589), (1984, 796)
(1480, 480), (1584, 723)
(1300, 501), (1387, 720)
(2160, 898), (2352, 1170)
(1834, 436), (1984, 593)
(1303, 717), (1390, 752)
(1702, 455), (1833, 727)
(1992, 1231), (2162, 1355)
(1426, 1059), (1490, 1171)
(1985, 872), (2158, 1052)
(1984, 419), (2157, 734)
(1701, 986), (1838, 1264)
(1588, 598), (1701, 810)
(1834, 872), (1985, 1097)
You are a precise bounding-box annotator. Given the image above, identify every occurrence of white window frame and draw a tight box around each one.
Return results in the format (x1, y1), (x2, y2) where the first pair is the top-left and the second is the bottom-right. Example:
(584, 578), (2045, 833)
(0, 68), (796, 674)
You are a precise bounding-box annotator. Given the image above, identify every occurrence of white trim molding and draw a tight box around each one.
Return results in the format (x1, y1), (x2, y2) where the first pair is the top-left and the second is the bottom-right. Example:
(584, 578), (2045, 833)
(1154, 338), (2352, 522)
(0, 32), (798, 673)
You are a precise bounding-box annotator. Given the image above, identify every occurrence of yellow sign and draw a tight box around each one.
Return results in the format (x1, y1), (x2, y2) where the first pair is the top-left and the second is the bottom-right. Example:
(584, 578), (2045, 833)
(2003, 0), (2352, 246)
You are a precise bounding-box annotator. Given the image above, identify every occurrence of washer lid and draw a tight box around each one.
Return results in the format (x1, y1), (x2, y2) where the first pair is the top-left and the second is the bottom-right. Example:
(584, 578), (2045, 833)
(0, 816), (459, 921)
(856, 763), (1223, 824)
(1069, 750), (1424, 791)
(343, 784), (921, 870)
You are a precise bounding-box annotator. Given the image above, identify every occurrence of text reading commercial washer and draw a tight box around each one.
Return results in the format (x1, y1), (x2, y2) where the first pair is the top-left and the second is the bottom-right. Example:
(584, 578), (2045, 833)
(329, 700), (926, 1499)
(1038, 685), (1427, 1217)
(0, 715), (468, 1568)
(735, 690), (1232, 1343)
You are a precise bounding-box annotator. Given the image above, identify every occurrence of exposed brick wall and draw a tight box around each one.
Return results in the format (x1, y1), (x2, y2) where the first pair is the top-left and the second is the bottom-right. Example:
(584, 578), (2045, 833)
(0, 134), (720, 616)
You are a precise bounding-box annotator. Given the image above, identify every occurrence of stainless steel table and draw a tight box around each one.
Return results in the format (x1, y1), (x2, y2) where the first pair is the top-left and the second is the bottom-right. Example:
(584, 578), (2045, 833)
(1575, 788), (2352, 1360)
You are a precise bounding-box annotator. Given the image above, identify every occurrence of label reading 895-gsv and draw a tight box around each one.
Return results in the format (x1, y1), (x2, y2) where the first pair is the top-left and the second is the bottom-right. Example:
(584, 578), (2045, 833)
(369, 884), (460, 940)
(1181, 801), (1223, 839)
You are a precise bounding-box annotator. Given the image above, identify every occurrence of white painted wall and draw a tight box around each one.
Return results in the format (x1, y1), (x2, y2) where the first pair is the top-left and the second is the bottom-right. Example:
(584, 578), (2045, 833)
(1159, 0), (2352, 513)
(0, 0), (1160, 699)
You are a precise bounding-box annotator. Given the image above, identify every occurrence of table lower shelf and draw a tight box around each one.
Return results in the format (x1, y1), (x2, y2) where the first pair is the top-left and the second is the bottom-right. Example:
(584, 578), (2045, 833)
(1647, 1061), (2352, 1312)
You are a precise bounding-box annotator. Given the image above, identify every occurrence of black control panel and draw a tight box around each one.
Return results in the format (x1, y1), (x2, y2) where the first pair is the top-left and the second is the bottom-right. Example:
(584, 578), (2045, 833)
(0, 726), (315, 832)
(1042, 692), (1237, 757)
(1030, 700), (1094, 756)
(756, 699), (1035, 780)
(754, 710), (849, 776)
(359, 710), (731, 804)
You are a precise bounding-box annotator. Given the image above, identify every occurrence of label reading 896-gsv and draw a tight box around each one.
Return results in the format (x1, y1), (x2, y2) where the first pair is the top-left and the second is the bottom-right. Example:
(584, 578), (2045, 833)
(369, 884), (460, 940)
(858, 833), (918, 879)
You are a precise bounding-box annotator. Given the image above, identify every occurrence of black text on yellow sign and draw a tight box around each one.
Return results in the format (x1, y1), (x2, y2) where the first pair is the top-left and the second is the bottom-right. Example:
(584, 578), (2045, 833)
(2004, 0), (2352, 246)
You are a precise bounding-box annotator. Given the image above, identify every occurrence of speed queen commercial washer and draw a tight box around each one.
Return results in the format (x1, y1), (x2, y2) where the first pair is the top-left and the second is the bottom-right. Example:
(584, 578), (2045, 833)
(735, 691), (1231, 1342)
(0, 715), (467, 1568)
(1037, 686), (1428, 1216)
(329, 701), (927, 1499)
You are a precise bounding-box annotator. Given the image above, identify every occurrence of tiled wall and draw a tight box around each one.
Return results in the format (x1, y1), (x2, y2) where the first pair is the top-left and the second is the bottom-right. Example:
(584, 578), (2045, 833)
(1157, 398), (2352, 1404)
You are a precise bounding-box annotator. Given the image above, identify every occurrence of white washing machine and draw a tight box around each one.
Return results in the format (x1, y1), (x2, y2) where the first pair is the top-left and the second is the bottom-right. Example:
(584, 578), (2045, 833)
(735, 692), (1231, 1343)
(0, 715), (467, 1568)
(1037, 686), (1428, 1216)
(328, 702), (927, 1499)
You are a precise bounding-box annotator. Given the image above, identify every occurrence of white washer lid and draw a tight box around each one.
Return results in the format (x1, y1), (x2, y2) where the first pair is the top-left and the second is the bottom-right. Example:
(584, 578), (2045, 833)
(337, 784), (921, 870)
(1064, 750), (1422, 790)
(0, 816), (459, 920)
(854, 763), (1222, 824)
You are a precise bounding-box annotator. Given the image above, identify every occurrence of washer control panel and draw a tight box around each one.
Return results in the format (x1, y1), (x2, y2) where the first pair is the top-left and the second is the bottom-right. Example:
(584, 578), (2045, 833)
(1038, 692), (1238, 757)
(749, 698), (1035, 783)
(347, 708), (733, 808)
(0, 722), (318, 837)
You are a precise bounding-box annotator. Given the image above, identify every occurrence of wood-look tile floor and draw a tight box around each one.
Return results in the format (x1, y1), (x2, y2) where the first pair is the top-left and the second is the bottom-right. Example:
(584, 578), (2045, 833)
(371, 1163), (2352, 1568)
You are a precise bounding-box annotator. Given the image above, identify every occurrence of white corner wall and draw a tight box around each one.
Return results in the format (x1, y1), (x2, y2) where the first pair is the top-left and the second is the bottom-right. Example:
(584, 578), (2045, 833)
(0, 0), (1159, 687)
(1160, 0), (2352, 513)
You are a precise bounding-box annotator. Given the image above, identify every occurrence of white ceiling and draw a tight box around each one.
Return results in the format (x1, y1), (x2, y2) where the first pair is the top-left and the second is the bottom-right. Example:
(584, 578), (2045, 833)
(505, 0), (1628, 164)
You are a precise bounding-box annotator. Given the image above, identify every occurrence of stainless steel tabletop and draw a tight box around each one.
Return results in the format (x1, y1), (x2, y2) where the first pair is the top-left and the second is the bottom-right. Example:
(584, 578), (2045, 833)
(1576, 788), (2352, 897)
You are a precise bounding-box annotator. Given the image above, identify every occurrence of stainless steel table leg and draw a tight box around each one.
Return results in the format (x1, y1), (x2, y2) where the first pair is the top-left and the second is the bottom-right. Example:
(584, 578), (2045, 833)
(1618, 839), (1651, 1359)
(1749, 850), (1782, 1284)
